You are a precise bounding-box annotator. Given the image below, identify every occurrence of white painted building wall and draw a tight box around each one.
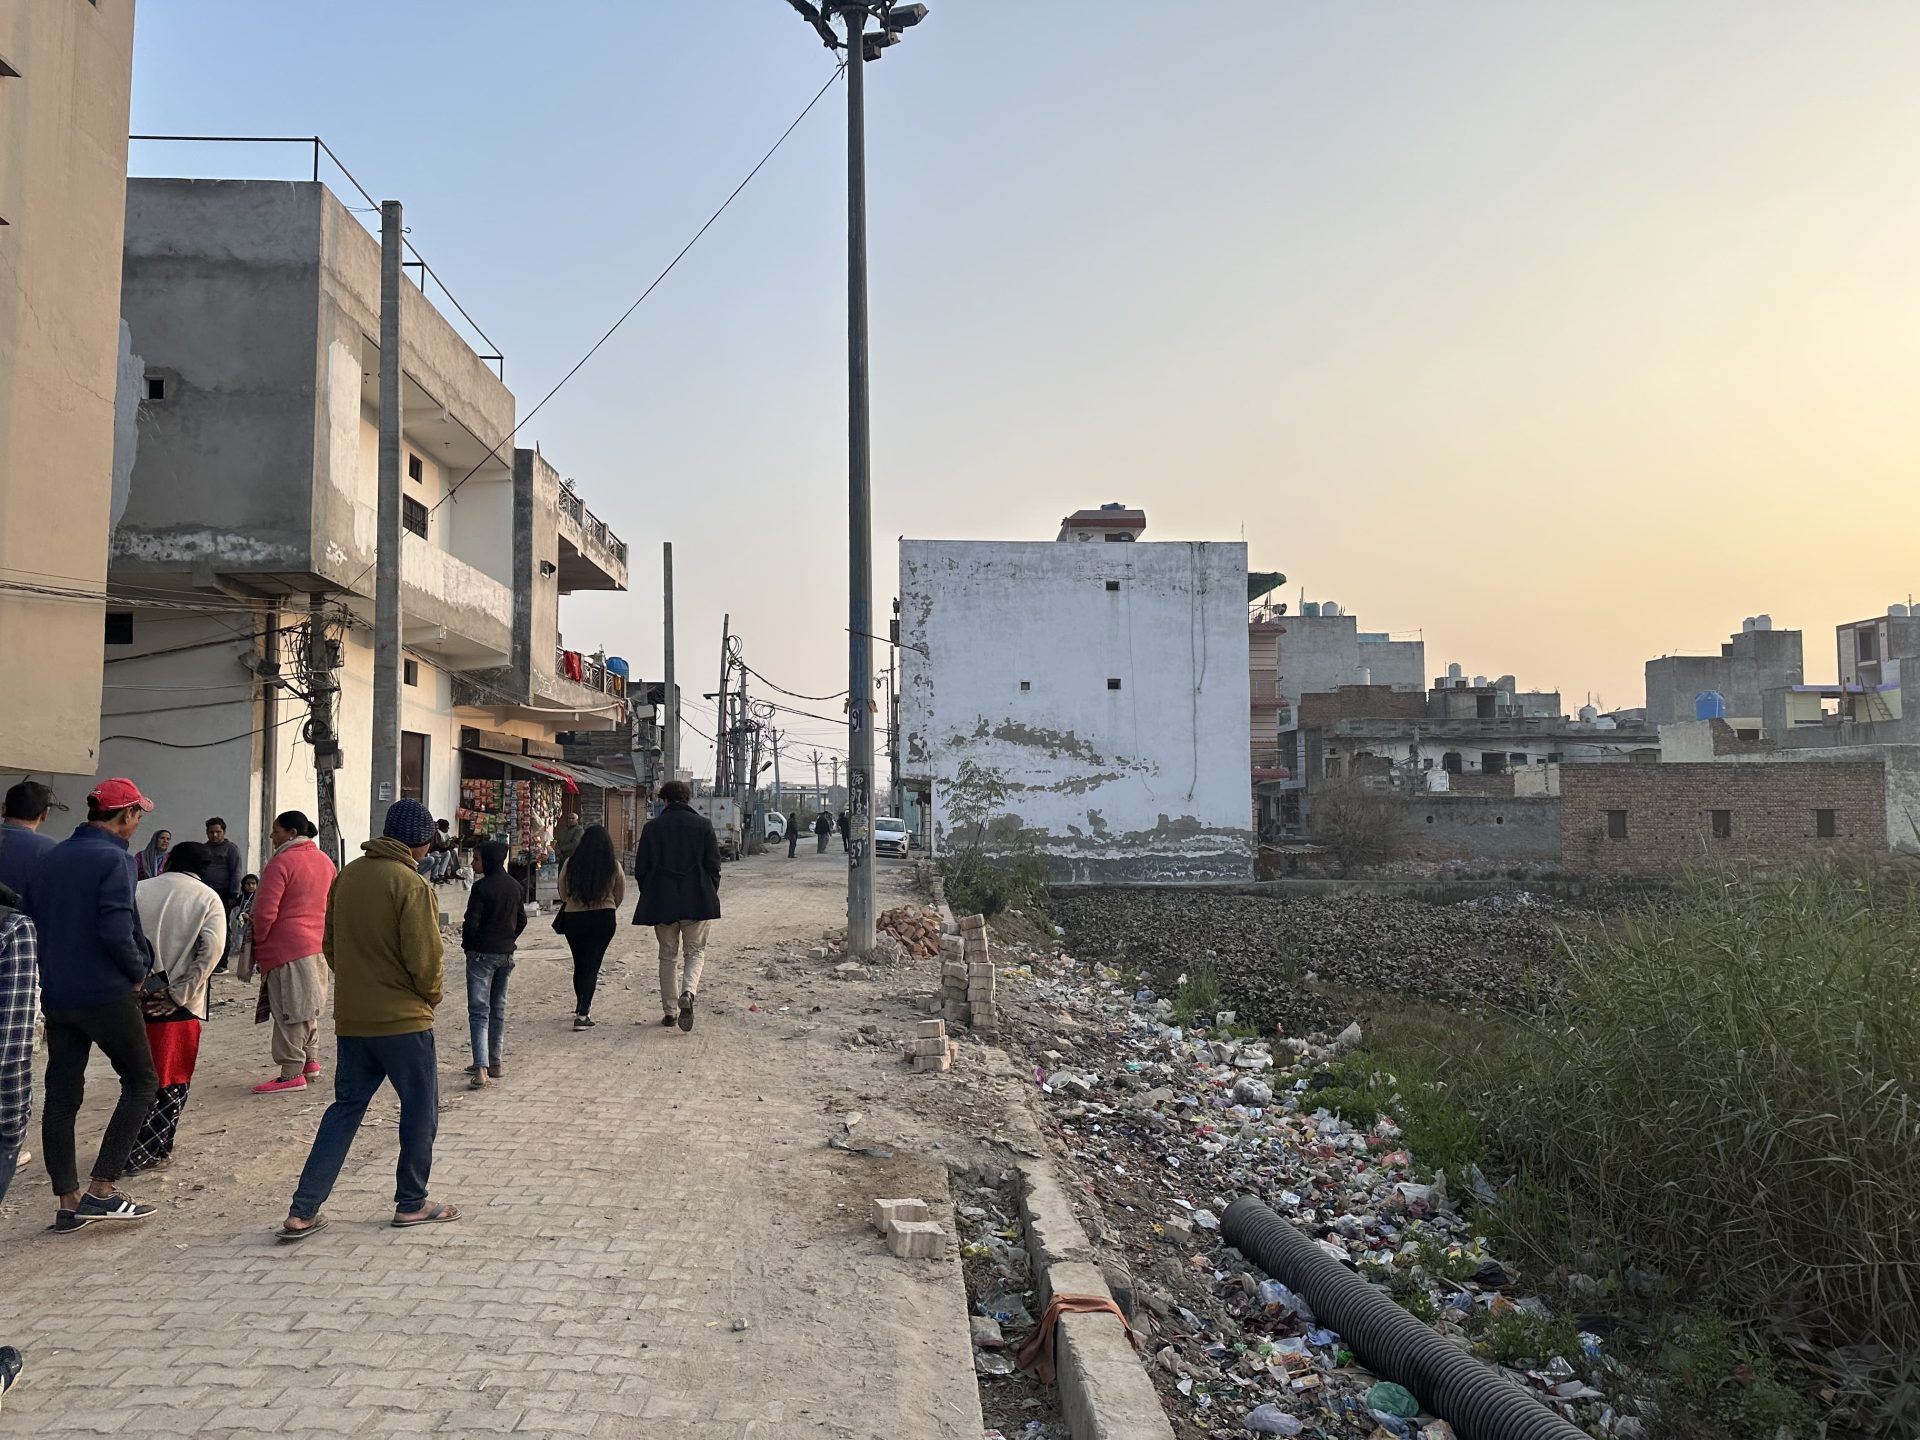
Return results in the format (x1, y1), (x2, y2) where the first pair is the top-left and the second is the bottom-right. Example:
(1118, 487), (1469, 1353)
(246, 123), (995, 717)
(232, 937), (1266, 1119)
(899, 539), (1253, 880)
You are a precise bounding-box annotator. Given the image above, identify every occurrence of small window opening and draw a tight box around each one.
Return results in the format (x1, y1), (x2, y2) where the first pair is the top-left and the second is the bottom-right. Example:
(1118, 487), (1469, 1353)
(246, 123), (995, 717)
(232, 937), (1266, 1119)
(1711, 809), (1732, 840)
(1816, 809), (1837, 839)
(105, 611), (134, 645)
(1104, 580), (1120, 592)
(144, 374), (165, 401)
(1019, 680), (1031, 692)
(1106, 677), (1122, 691)
(403, 659), (419, 687)
(408, 453), (424, 483)
(402, 496), (428, 538)
(1606, 809), (1628, 840)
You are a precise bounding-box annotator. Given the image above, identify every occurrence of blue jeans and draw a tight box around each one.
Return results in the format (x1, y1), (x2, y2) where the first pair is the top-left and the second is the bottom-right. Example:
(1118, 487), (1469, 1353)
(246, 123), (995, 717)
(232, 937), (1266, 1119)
(465, 951), (514, 1069)
(289, 1031), (438, 1220)
(0, 1137), (19, 1204)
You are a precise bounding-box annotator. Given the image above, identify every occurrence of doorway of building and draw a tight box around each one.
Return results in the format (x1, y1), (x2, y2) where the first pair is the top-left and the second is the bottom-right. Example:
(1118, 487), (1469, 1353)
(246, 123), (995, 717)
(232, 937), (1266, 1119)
(401, 731), (428, 804)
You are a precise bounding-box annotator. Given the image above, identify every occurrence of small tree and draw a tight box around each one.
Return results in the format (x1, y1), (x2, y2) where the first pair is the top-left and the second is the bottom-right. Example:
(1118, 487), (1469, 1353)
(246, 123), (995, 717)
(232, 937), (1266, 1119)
(1309, 779), (1406, 876)
(943, 759), (1009, 858)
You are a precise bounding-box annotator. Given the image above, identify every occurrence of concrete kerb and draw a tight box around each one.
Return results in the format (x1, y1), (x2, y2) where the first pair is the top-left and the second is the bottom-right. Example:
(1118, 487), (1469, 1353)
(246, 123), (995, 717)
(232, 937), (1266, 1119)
(1015, 1159), (1174, 1440)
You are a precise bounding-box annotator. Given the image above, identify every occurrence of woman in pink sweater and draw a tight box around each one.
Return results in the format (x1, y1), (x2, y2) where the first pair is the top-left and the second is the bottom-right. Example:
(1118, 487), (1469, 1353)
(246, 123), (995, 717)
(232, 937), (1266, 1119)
(248, 811), (337, 1093)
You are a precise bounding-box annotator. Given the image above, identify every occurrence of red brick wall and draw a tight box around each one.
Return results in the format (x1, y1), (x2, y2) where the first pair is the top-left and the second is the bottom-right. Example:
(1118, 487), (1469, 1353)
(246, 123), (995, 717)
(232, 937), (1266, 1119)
(1560, 762), (1885, 874)
(1299, 686), (1430, 724)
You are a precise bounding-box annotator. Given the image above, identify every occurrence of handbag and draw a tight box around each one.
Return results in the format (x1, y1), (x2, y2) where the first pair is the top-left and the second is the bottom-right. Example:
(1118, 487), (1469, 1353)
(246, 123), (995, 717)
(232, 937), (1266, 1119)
(552, 905), (572, 936)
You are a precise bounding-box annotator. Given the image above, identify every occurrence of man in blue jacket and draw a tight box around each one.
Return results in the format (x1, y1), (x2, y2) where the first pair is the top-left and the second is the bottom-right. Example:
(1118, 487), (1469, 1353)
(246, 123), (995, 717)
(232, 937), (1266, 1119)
(22, 777), (161, 1231)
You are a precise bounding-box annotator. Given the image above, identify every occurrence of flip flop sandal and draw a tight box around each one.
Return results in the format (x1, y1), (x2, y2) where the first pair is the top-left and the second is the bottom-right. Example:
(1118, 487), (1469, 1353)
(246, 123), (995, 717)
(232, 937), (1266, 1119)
(276, 1215), (328, 1243)
(392, 1202), (461, 1228)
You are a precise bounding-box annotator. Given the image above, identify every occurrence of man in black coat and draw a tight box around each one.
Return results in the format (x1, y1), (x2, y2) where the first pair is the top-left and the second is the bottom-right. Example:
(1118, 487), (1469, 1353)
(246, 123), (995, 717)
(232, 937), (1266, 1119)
(632, 781), (721, 1033)
(836, 810), (850, 853)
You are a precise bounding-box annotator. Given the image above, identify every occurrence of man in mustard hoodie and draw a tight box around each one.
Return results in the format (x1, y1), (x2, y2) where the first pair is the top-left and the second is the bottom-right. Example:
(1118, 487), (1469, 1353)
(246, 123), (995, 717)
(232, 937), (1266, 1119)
(278, 800), (455, 1239)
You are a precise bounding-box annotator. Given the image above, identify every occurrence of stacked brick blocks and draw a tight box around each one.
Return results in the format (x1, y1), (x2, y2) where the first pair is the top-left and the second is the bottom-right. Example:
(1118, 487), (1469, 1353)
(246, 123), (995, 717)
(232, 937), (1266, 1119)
(940, 914), (999, 1034)
(908, 1017), (959, 1073)
(871, 1197), (948, 1259)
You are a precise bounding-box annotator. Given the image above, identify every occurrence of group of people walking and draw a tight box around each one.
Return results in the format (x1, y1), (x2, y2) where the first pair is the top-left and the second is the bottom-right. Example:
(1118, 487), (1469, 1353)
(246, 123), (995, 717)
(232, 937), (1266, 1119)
(784, 809), (850, 857)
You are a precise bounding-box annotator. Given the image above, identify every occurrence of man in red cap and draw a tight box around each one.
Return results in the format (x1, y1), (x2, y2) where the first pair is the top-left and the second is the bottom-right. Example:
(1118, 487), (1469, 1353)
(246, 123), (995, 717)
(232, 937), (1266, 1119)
(21, 778), (161, 1230)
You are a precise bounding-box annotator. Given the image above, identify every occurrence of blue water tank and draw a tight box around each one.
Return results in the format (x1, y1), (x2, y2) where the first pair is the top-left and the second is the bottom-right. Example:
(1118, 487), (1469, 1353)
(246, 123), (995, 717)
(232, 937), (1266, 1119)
(1301, 601), (1321, 618)
(606, 656), (630, 678)
(1694, 690), (1726, 720)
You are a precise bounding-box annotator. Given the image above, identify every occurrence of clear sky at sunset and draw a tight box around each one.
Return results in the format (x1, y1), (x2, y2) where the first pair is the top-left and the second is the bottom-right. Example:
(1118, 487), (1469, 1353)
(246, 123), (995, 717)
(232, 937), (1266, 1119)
(127, 1), (1920, 770)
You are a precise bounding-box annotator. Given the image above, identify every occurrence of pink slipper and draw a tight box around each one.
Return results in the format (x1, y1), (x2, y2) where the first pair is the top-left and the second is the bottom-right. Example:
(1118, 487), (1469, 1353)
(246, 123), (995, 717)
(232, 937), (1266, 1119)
(303, 1062), (322, 1078)
(253, 1076), (307, 1094)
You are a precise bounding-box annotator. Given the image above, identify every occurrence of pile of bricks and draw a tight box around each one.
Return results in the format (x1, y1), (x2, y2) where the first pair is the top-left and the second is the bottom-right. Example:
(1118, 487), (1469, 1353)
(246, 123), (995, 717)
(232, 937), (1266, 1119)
(906, 1018), (959, 1073)
(872, 1197), (947, 1259)
(939, 913), (999, 1034)
(878, 905), (945, 960)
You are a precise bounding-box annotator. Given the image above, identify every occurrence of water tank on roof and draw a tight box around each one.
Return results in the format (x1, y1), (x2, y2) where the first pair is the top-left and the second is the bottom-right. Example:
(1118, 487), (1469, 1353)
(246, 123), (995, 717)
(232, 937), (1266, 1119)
(1594, 716), (1618, 730)
(1301, 601), (1321, 617)
(1322, 601), (1340, 617)
(1755, 614), (1773, 631)
(1448, 662), (1463, 680)
(1694, 690), (1727, 721)
(1578, 704), (1599, 724)
(1473, 675), (1487, 688)
(606, 656), (630, 678)
(1742, 617), (1756, 633)
(1890, 604), (1911, 618)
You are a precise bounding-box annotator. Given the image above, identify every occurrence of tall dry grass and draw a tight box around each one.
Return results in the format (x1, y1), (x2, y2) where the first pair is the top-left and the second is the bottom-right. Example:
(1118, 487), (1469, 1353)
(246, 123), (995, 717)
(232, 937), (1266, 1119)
(1484, 860), (1919, 1426)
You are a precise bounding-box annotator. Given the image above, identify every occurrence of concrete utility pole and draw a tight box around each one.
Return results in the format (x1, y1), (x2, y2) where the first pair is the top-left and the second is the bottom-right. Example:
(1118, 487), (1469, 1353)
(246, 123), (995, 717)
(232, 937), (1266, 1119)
(369, 199), (404, 838)
(771, 727), (782, 813)
(812, 749), (822, 811)
(306, 597), (344, 866)
(714, 613), (730, 795)
(661, 542), (677, 788)
(841, 1), (878, 954)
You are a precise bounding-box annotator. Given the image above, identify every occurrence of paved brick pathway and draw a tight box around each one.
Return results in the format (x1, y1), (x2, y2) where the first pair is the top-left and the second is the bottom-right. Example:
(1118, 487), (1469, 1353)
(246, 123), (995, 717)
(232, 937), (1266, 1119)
(0, 851), (986, 1438)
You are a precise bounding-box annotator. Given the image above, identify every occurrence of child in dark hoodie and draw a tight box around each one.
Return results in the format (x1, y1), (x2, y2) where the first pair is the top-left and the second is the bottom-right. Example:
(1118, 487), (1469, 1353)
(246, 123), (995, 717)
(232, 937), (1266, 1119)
(460, 840), (526, 1089)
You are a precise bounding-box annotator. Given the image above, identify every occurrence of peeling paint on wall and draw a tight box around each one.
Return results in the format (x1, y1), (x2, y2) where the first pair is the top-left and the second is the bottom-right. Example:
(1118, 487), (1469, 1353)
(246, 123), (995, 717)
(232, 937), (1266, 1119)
(899, 538), (1255, 881)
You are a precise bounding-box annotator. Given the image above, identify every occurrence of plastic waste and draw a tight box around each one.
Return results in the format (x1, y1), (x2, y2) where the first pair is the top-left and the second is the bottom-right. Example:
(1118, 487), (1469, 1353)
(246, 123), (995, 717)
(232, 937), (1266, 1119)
(1241, 1404), (1305, 1435)
(1366, 1381), (1421, 1418)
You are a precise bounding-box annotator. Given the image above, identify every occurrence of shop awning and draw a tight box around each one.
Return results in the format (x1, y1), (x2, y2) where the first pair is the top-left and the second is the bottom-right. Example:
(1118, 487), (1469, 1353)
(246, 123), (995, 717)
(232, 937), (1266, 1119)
(569, 764), (639, 792)
(461, 749), (597, 794)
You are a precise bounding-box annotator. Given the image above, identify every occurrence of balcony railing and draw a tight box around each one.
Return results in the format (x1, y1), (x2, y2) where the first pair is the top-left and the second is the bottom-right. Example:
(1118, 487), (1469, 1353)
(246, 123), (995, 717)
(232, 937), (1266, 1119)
(558, 483), (629, 566)
(556, 646), (628, 699)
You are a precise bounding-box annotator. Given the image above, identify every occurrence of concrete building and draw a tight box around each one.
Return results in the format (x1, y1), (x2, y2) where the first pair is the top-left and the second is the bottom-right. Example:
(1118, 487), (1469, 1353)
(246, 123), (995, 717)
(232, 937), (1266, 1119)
(1645, 616), (1802, 734)
(1057, 503), (1146, 543)
(899, 528), (1253, 880)
(59, 177), (631, 872)
(0, 0), (138, 775)
(1274, 682), (1659, 833)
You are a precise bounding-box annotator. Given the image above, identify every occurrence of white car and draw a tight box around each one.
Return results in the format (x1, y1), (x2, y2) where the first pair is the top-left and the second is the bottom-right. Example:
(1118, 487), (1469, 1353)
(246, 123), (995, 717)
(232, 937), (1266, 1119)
(874, 816), (911, 857)
(764, 812), (788, 844)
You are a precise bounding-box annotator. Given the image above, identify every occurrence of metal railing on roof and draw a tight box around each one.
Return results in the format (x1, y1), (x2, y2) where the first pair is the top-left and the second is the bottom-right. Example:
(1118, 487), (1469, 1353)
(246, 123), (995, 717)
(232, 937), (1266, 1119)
(127, 134), (505, 378)
(557, 482), (629, 567)
(555, 645), (627, 699)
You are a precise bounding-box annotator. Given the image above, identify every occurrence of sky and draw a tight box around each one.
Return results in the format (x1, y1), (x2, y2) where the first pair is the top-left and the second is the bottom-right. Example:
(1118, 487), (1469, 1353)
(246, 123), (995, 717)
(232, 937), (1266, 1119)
(128, 1), (1920, 767)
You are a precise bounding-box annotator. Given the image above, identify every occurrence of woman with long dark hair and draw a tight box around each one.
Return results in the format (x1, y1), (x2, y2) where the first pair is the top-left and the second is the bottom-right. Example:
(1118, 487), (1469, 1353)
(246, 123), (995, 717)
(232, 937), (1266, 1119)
(557, 823), (623, 1030)
(126, 841), (226, 1172)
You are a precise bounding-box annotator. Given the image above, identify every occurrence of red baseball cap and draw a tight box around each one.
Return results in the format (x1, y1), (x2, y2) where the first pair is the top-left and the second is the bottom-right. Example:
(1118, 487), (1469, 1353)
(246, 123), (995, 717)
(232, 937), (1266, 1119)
(89, 778), (155, 813)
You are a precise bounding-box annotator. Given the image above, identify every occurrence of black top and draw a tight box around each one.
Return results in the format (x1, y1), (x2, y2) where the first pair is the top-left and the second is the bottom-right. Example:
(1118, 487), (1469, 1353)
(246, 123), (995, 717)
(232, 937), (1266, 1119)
(631, 804), (722, 926)
(462, 870), (529, 954)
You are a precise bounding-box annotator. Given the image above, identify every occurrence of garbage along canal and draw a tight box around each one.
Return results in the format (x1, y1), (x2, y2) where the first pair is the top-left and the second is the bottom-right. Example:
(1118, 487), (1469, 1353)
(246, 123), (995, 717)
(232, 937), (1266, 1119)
(974, 887), (1655, 1440)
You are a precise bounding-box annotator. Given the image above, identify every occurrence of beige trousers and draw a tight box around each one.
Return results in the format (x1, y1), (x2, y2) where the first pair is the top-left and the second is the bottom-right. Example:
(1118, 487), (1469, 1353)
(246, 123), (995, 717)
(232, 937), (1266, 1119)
(655, 921), (712, 1014)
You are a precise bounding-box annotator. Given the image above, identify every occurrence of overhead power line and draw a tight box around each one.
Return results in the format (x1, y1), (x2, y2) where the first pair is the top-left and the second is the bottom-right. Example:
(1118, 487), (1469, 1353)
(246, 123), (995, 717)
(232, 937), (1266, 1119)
(337, 64), (846, 602)
(738, 661), (848, 704)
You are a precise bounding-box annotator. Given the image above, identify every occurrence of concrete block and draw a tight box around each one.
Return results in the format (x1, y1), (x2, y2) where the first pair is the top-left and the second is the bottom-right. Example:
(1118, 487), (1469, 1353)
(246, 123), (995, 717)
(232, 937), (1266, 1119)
(871, 1198), (931, 1233)
(939, 935), (965, 959)
(912, 1019), (947, 1040)
(911, 1052), (952, 1073)
(907, 1036), (947, 1057)
(943, 1002), (972, 1023)
(885, 1219), (948, 1259)
(958, 914), (986, 934)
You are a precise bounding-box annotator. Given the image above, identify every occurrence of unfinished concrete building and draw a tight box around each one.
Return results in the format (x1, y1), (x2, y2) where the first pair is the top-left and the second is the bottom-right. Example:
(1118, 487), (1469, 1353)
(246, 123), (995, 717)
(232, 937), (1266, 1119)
(899, 522), (1253, 881)
(71, 177), (630, 870)
(1644, 616), (1803, 734)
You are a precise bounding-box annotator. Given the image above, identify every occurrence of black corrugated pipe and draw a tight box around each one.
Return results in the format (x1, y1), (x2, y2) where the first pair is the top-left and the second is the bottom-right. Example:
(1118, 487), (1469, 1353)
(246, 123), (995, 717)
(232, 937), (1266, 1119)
(1221, 1196), (1588, 1440)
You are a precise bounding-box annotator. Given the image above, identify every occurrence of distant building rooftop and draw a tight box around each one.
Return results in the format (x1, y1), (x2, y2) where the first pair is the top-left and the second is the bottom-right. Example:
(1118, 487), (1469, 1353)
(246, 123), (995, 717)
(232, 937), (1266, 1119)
(1058, 503), (1146, 542)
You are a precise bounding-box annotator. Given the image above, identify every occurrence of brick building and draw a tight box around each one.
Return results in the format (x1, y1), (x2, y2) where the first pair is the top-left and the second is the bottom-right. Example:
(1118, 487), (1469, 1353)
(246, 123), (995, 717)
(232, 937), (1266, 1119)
(1559, 761), (1886, 874)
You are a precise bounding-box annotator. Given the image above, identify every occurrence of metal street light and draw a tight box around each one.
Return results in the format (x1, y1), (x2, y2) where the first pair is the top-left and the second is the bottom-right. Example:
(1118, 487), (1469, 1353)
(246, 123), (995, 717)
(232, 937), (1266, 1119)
(780, 0), (929, 956)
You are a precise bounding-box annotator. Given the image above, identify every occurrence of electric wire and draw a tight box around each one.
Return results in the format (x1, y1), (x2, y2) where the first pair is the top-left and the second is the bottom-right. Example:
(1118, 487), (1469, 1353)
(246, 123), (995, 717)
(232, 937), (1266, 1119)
(336, 64), (846, 601)
(737, 661), (849, 704)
